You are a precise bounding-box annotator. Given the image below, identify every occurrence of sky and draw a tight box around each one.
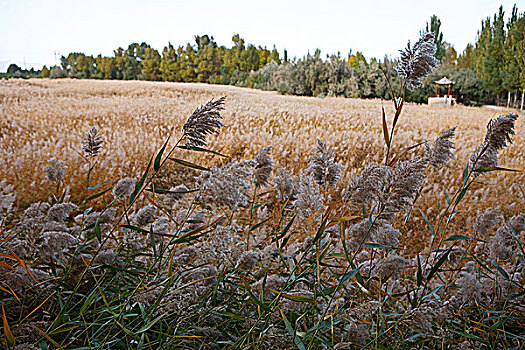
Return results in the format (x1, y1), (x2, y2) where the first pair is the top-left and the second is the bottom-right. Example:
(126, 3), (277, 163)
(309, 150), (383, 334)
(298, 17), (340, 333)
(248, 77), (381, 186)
(0, 0), (522, 72)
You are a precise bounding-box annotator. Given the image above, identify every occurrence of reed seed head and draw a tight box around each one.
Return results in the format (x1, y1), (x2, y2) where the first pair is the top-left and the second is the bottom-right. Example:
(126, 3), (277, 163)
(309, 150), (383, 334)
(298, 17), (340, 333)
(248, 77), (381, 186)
(395, 32), (438, 90)
(195, 159), (254, 210)
(43, 158), (66, 183)
(307, 139), (344, 188)
(273, 167), (297, 200)
(293, 173), (326, 219)
(469, 113), (519, 175)
(81, 126), (104, 157)
(484, 113), (519, 151)
(182, 97), (225, 147)
(343, 164), (389, 206)
(383, 156), (427, 216)
(112, 177), (136, 199)
(426, 127), (456, 169)
(254, 146), (273, 188)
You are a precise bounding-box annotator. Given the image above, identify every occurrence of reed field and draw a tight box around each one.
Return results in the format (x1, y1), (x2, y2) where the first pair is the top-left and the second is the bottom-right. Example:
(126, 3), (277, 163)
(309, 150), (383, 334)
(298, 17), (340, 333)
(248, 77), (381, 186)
(0, 78), (523, 249)
(0, 64), (524, 349)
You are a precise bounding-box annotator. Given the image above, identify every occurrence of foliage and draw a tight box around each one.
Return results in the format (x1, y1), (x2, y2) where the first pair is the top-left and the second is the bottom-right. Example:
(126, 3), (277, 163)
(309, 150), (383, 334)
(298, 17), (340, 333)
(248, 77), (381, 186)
(3, 64), (42, 79)
(467, 5), (525, 104)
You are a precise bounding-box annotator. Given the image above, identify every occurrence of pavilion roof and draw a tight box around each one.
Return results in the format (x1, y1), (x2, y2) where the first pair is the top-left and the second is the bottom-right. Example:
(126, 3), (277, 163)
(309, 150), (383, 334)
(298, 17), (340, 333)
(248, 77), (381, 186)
(434, 77), (455, 85)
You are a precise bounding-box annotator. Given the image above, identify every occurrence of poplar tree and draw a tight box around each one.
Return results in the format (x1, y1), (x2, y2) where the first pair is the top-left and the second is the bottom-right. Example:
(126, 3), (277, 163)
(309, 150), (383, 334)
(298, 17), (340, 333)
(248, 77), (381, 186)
(160, 43), (179, 82)
(423, 15), (445, 61)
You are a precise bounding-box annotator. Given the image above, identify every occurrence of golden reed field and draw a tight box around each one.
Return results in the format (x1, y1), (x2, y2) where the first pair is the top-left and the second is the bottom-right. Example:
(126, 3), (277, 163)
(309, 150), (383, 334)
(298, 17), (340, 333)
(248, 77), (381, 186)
(0, 78), (523, 250)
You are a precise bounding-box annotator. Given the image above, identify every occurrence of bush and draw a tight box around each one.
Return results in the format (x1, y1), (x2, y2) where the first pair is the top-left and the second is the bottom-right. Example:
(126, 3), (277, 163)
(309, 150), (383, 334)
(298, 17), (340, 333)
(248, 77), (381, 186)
(49, 66), (67, 79)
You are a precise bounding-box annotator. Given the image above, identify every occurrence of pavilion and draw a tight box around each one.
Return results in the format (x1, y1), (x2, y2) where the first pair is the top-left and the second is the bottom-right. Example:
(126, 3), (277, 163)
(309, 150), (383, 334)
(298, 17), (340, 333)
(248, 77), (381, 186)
(428, 77), (456, 105)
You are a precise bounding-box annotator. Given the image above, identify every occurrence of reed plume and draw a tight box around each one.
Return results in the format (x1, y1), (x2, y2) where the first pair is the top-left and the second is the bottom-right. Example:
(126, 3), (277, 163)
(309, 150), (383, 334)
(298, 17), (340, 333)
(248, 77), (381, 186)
(253, 146), (273, 188)
(43, 158), (67, 183)
(469, 113), (519, 174)
(81, 126), (104, 157)
(307, 139), (344, 188)
(182, 97), (225, 147)
(426, 127), (456, 168)
(395, 32), (439, 90)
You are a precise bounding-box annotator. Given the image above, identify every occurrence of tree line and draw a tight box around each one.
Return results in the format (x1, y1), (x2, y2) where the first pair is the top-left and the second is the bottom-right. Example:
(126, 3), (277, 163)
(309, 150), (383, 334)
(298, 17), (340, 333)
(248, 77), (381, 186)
(2, 5), (524, 108)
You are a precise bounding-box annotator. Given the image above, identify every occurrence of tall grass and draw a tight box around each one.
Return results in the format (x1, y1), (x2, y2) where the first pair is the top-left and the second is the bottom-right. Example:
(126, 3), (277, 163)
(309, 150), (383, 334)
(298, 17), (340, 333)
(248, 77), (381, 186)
(0, 33), (524, 349)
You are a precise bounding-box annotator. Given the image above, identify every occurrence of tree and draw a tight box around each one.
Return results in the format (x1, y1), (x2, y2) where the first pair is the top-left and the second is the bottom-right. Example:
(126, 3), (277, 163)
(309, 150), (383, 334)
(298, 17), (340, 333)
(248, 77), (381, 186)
(194, 35), (220, 82)
(124, 44), (139, 80)
(240, 45), (260, 72)
(113, 48), (126, 80)
(450, 67), (486, 104)
(270, 46), (281, 65)
(503, 5), (524, 105)
(179, 43), (197, 82)
(348, 50), (367, 69)
(95, 55), (116, 79)
(63, 53), (95, 78)
(471, 6), (508, 100)
(457, 43), (474, 69)
(250, 60), (279, 90)
(123, 43), (150, 80)
(442, 43), (457, 68)
(222, 34), (244, 79)
(484, 6), (506, 95)
(42, 66), (50, 78)
(423, 15), (445, 61)
(49, 66), (67, 79)
(7, 64), (23, 78)
(76, 54), (95, 78)
(258, 46), (271, 69)
(141, 47), (161, 81)
(160, 43), (179, 82)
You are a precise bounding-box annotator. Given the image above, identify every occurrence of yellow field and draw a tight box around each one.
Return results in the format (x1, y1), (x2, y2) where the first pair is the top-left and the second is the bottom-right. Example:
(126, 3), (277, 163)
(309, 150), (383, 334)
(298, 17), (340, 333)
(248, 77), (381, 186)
(1, 78), (523, 249)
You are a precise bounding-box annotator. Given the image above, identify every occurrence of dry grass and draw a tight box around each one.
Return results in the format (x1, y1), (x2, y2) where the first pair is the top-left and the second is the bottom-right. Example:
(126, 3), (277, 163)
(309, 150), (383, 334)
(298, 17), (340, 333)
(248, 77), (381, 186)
(1, 78), (523, 251)
(1, 78), (524, 349)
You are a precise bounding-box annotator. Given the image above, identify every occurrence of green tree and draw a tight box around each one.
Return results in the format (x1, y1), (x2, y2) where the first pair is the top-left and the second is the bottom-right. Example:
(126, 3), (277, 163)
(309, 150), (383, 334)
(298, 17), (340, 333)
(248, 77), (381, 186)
(484, 6), (506, 95)
(141, 47), (161, 81)
(77, 54), (95, 78)
(41, 66), (50, 78)
(160, 43), (180, 82)
(471, 6), (508, 100)
(240, 44), (260, 72)
(457, 43), (474, 69)
(63, 53), (95, 78)
(423, 15), (445, 61)
(95, 55), (116, 80)
(442, 43), (457, 68)
(222, 34), (244, 80)
(124, 43), (147, 80)
(270, 46), (281, 65)
(113, 48), (126, 80)
(179, 43), (197, 82)
(503, 5), (524, 104)
(348, 50), (367, 69)
(450, 67), (486, 103)
(194, 35), (220, 82)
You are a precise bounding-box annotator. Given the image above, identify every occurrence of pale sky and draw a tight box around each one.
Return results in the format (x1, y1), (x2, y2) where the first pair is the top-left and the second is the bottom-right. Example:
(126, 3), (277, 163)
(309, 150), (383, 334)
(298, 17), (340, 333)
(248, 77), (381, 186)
(0, 0), (521, 72)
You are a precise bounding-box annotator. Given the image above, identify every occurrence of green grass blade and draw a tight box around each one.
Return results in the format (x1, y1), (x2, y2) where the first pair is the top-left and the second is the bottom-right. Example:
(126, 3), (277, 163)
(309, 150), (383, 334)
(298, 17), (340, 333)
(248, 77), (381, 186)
(168, 158), (210, 171)
(154, 136), (170, 171)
